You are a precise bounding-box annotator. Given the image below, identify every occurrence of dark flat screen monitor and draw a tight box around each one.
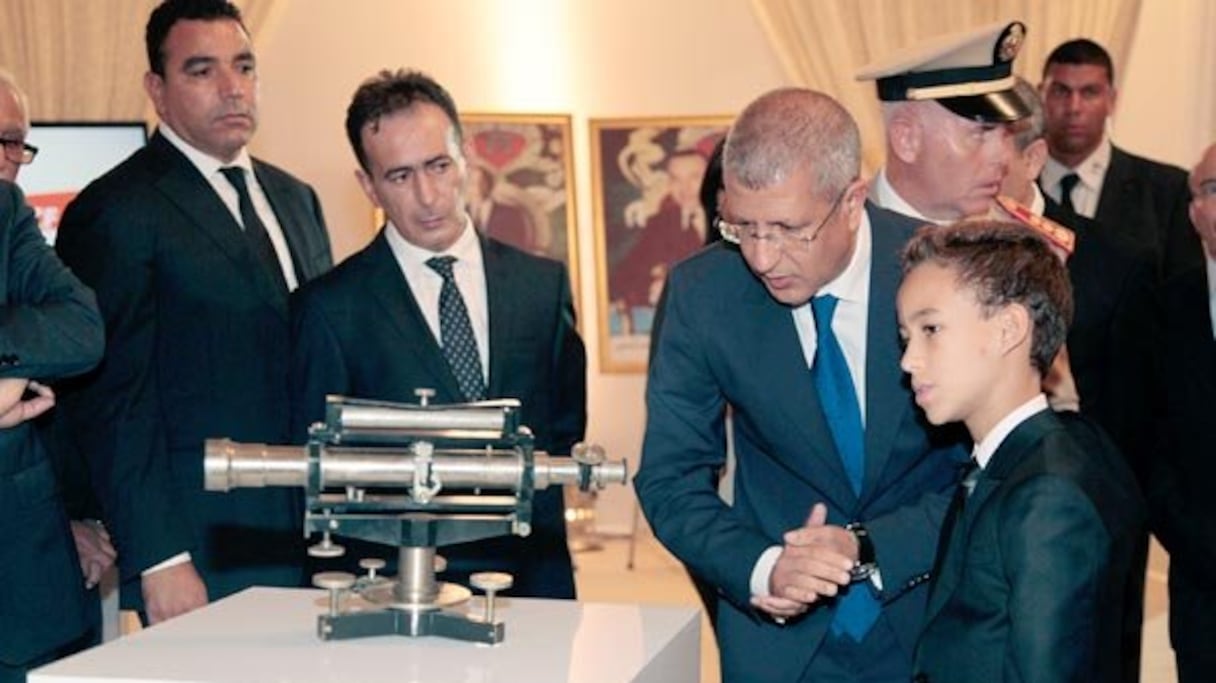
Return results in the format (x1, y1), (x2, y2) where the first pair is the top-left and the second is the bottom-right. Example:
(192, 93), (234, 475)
(18, 121), (148, 243)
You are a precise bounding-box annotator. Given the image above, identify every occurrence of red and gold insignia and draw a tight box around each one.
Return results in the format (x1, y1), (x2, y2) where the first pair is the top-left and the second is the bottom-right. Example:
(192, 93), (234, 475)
(996, 195), (1076, 257)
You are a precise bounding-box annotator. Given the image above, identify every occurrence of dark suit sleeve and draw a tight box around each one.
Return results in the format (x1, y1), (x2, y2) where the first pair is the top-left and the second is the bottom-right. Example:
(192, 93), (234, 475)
(1001, 476), (1110, 683)
(544, 265), (586, 454)
(54, 194), (191, 580)
(288, 285), (349, 443)
(1097, 250), (1158, 485)
(635, 268), (772, 607)
(0, 184), (103, 380)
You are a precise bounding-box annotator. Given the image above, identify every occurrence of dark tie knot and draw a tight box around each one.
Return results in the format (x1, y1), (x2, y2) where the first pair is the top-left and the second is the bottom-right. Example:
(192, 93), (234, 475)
(1059, 173), (1080, 195)
(220, 166), (248, 191)
(426, 255), (458, 280)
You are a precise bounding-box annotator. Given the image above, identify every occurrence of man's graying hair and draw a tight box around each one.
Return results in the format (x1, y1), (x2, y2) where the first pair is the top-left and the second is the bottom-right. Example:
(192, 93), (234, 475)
(723, 88), (860, 198)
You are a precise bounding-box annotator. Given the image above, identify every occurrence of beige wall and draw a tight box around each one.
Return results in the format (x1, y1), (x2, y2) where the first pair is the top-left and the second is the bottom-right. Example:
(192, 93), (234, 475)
(249, 0), (1213, 533)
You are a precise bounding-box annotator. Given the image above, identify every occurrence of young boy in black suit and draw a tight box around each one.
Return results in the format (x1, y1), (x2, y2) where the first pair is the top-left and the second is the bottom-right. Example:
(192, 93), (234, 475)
(897, 221), (1143, 683)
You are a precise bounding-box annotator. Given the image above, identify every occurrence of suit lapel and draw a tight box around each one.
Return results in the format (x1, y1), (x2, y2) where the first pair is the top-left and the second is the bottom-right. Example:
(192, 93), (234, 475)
(482, 238), (514, 398)
(148, 133), (287, 319)
(363, 231), (465, 401)
(861, 206), (912, 499)
(1094, 147), (1136, 229)
(736, 267), (857, 510)
(924, 409), (1057, 624)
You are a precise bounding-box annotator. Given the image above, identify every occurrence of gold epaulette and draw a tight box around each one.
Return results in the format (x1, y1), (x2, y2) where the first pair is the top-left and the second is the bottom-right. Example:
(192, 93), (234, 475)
(995, 195), (1076, 256)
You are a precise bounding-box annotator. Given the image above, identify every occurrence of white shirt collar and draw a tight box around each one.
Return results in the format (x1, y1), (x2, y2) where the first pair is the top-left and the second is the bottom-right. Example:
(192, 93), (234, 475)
(1042, 135), (1112, 197)
(972, 394), (1050, 469)
(871, 169), (948, 225)
(819, 208), (871, 304)
(1206, 255), (1216, 340)
(384, 214), (482, 272)
(158, 123), (253, 177)
(1029, 183), (1046, 215)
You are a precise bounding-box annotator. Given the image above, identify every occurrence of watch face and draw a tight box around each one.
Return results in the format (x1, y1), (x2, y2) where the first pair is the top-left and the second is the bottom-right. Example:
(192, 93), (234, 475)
(849, 562), (876, 583)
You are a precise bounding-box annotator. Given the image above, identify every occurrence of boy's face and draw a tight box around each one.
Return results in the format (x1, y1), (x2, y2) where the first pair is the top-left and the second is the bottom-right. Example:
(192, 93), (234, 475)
(897, 262), (1005, 431)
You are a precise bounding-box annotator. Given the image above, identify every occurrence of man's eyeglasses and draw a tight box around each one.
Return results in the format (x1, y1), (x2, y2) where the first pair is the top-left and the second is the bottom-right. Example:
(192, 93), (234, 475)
(0, 137), (38, 166)
(717, 182), (853, 252)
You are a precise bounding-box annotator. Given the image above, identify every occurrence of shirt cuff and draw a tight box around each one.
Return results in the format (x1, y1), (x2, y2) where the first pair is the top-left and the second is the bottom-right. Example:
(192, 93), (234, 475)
(142, 552), (192, 576)
(749, 545), (783, 597)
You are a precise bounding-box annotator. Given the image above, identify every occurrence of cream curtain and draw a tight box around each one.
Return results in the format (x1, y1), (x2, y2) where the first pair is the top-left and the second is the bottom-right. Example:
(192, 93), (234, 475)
(0, 0), (282, 122)
(749, 0), (1143, 172)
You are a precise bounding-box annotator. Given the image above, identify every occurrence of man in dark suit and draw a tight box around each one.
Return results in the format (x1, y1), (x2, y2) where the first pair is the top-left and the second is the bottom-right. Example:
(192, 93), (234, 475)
(1039, 38), (1199, 277)
(0, 181), (104, 682)
(902, 221), (1143, 683)
(290, 69), (585, 599)
(635, 88), (966, 683)
(1000, 78), (1156, 683)
(53, 0), (332, 625)
(1150, 142), (1216, 683)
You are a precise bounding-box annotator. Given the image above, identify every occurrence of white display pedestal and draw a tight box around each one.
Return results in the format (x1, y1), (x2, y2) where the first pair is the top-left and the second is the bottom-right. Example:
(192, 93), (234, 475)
(30, 587), (700, 683)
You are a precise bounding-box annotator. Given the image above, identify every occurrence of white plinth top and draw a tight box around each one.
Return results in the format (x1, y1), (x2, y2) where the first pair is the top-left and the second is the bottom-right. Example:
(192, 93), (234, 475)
(30, 588), (700, 683)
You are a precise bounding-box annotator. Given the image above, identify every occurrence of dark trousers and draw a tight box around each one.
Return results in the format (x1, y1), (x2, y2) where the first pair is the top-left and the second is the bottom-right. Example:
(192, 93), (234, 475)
(0, 627), (98, 683)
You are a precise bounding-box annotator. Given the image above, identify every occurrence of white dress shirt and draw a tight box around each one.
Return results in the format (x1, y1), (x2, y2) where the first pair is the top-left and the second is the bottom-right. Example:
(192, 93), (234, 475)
(971, 394), (1050, 469)
(159, 124), (299, 290)
(750, 212), (876, 597)
(1041, 137), (1112, 220)
(870, 169), (949, 225)
(384, 216), (490, 382)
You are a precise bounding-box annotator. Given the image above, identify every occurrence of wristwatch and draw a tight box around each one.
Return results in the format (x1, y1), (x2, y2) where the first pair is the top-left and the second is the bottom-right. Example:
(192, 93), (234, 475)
(845, 522), (877, 582)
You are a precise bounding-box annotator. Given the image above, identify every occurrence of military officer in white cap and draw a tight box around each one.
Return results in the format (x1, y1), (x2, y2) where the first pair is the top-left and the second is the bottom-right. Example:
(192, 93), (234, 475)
(859, 20), (1029, 224)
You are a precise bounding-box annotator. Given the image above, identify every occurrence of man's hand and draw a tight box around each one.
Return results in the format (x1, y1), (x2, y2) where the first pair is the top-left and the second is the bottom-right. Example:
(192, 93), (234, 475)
(0, 379), (55, 428)
(142, 561), (208, 624)
(70, 520), (118, 589)
(767, 503), (856, 607)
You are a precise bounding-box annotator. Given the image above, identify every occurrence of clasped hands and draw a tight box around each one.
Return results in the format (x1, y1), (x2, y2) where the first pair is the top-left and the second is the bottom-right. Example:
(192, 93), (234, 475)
(751, 502), (858, 622)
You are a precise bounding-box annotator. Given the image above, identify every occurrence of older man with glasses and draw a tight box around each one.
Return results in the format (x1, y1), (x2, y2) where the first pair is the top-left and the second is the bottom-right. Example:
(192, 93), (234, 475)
(0, 68), (105, 683)
(635, 86), (968, 683)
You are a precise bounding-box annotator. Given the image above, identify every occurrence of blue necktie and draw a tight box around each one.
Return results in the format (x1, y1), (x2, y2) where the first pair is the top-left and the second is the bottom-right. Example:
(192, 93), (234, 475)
(812, 295), (879, 641)
(425, 256), (487, 402)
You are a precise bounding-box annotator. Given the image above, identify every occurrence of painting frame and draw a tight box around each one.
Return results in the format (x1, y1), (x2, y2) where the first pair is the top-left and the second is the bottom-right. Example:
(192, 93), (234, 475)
(590, 115), (732, 374)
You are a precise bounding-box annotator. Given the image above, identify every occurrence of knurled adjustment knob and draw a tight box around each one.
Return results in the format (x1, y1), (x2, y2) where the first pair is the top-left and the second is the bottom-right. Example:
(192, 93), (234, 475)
(358, 558), (386, 580)
(307, 531), (345, 558)
(313, 571), (356, 617)
(470, 572), (514, 623)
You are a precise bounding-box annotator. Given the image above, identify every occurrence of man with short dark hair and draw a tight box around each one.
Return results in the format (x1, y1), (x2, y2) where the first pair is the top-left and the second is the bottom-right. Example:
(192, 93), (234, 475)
(290, 69), (585, 598)
(899, 221), (1143, 683)
(55, 0), (333, 625)
(1039, 38), (1198, 276)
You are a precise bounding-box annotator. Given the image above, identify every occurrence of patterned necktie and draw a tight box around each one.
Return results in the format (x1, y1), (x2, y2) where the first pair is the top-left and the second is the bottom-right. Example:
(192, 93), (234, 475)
(812, 295), (879, 641)
(1059, 173), (1081, 217)
(425, 256), (486, 402)
(219, 167), (289, 295)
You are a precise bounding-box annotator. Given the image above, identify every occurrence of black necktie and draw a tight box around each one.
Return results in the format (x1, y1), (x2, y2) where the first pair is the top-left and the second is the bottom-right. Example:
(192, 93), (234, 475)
(425, 256), (487, 402)
(1059, 173), (1081, 217)
(220, 167), (289, 295)
(928, 458), (981, 601)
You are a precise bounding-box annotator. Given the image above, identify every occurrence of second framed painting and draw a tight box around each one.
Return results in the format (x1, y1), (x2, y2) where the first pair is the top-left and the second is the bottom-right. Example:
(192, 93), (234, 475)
(590, 116), (732, 373)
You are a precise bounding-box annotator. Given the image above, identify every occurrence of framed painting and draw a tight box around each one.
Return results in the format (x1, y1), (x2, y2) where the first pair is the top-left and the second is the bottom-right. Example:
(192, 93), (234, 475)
(590, 116), (731, 373)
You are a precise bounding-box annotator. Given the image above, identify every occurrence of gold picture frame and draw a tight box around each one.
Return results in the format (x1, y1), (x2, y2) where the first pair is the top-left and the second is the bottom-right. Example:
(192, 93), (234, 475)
(590, 115), (731, 373)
